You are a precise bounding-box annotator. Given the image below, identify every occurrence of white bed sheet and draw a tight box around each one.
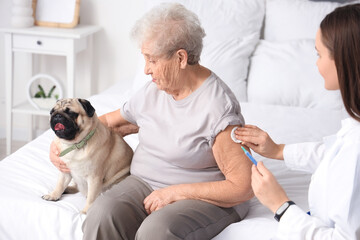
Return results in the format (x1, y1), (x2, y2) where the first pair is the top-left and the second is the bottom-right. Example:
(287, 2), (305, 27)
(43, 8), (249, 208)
(0, 89), (348, 240)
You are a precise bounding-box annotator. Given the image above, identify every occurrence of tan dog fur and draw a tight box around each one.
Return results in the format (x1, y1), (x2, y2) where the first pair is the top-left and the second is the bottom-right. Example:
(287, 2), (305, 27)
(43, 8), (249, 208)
(42, 98), (133, 214)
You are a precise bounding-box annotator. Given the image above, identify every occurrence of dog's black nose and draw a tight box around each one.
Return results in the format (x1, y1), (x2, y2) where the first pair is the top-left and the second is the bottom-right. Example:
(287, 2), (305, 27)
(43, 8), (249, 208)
(52, 113), (63, 122)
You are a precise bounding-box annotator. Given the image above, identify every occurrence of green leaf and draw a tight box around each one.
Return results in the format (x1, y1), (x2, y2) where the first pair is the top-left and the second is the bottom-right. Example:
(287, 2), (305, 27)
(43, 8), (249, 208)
(34, 92), (42, 98)
(47, 85), (56, 98)
(37, 85), (46, 98)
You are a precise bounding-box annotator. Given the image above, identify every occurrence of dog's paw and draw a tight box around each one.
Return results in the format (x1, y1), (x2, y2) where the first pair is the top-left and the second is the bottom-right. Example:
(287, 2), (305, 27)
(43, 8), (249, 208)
(80, 209), (88, 214)
(42, 194), (60, 201)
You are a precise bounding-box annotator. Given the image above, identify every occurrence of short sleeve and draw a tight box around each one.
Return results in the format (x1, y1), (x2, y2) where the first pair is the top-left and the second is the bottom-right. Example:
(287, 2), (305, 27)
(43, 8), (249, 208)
(210, 101), (245, 146)
(120, 101), (137, 125)
(120, 81), (152, 125)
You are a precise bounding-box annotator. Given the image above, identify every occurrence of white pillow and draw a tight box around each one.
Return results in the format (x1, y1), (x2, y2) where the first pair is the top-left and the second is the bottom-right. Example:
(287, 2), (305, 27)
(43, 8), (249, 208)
(131, 0), (266, 101)
(247, 40), (343, 110)
(200, 36), (257, 102)
(264, 0), (343, 41)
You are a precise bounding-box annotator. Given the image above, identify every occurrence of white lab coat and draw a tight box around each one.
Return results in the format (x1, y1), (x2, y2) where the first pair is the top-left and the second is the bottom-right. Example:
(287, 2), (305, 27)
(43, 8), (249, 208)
(275, 118), (360, 240)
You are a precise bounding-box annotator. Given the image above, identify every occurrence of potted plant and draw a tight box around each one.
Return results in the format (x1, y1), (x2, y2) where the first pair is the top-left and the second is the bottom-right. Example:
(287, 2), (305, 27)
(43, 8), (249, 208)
(27, 74), (63, 110)
(32, 84), (59, 109)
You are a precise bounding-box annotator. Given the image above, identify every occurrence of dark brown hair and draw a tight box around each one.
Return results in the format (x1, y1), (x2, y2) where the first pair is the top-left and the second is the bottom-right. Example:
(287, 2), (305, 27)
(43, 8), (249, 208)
(320, 3), (360, 121)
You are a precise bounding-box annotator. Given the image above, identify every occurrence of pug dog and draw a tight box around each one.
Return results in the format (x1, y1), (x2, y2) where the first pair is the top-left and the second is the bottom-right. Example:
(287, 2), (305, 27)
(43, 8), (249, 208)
(42, 98), (133, 214)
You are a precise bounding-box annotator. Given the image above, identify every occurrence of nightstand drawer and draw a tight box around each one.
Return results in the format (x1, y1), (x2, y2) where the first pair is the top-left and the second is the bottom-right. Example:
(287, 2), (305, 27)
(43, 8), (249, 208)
(12, 35), (71, 53)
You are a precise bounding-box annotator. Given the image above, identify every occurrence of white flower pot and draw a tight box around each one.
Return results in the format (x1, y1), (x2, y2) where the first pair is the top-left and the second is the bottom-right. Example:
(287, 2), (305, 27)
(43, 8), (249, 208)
(31, 98), (58, 110)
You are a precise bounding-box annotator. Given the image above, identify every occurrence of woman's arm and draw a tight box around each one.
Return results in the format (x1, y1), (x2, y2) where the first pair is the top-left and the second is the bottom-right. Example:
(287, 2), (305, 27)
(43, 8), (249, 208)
(99, 109), (139, 136)
(143, 125), (254, 214)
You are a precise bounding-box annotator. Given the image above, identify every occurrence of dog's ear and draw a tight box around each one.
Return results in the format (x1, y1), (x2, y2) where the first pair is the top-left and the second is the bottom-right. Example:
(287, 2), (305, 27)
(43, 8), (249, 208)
(78, 99), (95, 117)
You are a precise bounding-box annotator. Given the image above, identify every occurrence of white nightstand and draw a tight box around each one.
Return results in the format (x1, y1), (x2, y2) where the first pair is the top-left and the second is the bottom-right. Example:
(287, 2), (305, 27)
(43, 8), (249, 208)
(1, 25), (101, 155)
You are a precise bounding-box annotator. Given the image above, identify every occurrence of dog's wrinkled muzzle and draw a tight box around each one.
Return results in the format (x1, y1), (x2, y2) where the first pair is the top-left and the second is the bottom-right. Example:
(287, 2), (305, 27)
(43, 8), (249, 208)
(50, 113), (79, 140)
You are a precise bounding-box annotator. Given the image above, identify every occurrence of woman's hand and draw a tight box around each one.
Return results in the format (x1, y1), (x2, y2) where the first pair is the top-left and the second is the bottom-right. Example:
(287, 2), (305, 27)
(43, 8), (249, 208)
(143, 186), (184, 214)
(251, 161), (289, 213)
(235, 125), (284, 160)
(49, 141), (70, 173)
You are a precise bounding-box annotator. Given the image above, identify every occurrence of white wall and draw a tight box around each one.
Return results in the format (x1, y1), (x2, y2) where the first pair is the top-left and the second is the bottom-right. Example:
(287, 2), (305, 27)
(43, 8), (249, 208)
(0, 0), (146, 140)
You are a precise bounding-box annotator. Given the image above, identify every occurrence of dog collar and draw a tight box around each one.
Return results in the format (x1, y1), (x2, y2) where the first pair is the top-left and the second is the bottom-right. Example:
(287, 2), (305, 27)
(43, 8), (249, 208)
(59, 128), (96, 157)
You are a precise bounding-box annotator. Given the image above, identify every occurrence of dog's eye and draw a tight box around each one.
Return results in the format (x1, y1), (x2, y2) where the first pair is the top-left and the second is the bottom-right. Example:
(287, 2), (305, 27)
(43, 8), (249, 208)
(68, 111), (79, 119)
(64, 108), (78, 119)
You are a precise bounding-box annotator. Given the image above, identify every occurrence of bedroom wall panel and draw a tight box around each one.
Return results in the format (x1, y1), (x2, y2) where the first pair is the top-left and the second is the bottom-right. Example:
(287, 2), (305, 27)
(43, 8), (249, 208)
(0, 0), (16, 139)
(0, 0), (146, 140)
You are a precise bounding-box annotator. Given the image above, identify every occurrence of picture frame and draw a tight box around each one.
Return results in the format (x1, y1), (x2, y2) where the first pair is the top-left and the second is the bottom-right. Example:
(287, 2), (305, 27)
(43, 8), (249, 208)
(32, 0), (81, 28)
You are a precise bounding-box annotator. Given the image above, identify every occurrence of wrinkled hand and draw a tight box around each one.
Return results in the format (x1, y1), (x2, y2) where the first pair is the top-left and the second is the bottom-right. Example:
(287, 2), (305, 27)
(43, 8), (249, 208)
(143, 186), (182, 214)
(235, 125), (284, 160)
(251, 162), (289, 213)
(50, 141), (70, 173)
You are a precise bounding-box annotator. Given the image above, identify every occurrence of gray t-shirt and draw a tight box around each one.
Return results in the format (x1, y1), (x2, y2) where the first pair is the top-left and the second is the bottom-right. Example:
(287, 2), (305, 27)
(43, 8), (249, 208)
(121, 72), (245, 190)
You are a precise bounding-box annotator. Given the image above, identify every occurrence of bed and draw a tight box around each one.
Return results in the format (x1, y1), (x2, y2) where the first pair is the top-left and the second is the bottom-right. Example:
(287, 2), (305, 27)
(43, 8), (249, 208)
(0, 0), (353, 239)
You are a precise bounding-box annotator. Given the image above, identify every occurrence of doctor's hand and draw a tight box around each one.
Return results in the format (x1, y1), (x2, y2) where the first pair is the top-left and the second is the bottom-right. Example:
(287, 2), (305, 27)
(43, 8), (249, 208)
(49, 141), (70, 173)
(235, 125), (285, 160)
(251, 161), (289, 213)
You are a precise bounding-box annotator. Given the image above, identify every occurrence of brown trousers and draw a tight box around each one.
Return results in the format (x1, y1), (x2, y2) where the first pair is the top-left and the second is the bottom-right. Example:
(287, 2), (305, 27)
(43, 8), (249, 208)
(82, 175), (241, 240)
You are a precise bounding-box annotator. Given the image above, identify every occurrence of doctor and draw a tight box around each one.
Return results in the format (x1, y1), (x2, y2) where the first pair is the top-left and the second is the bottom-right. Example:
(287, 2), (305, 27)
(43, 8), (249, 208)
(235, 4), (360, 239)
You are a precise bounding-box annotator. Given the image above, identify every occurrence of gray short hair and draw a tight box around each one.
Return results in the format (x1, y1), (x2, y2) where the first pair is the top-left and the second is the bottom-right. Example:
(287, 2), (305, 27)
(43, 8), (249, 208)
(131, 3), (206, 65)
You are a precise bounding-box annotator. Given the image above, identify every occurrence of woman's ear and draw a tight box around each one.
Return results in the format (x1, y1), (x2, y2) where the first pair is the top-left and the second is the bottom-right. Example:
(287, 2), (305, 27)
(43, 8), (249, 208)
(177, 49), (188, 69)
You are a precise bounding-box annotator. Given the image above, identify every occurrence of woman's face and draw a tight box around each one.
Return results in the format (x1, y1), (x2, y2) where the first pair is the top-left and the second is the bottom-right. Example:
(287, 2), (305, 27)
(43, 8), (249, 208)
(141, 42), (181, 93)
(315, 29), (339, 90)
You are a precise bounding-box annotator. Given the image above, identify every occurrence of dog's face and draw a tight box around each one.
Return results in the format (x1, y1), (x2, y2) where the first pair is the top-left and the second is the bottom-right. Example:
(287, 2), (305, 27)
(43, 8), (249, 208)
(50, 98), (96, 141)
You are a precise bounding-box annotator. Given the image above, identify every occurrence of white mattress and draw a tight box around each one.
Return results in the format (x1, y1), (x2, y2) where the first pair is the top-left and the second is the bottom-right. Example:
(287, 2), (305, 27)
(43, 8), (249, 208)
(0, 87), (348, 240)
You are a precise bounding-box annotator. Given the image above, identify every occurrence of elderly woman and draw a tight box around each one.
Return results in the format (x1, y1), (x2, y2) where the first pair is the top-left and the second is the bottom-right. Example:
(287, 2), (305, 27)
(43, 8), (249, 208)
(50, 3), (253, 239)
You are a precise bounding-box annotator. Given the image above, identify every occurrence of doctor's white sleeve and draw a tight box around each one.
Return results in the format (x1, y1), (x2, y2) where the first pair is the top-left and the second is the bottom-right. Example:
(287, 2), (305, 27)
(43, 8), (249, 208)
(275, 138), (360, 239)
(274, 205), (355, 240)
(283, 141), (325, 174)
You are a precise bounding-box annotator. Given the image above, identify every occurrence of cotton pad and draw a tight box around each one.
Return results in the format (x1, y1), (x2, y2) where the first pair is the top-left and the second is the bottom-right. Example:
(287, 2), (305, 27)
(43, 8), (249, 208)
(231, 126), (242, 143)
